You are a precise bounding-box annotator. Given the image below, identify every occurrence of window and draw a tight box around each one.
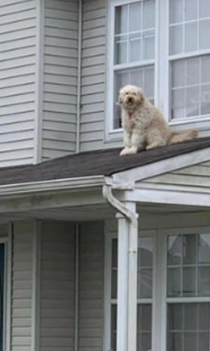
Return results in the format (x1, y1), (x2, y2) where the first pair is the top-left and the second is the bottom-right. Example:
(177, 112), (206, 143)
(167, 233), (210, 351)
(106, 0), (210, 139)
(105, 229), (210, 351)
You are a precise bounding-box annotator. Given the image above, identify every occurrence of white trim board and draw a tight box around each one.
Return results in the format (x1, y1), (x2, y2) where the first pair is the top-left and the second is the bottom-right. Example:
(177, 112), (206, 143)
(112, 147), (210, 183)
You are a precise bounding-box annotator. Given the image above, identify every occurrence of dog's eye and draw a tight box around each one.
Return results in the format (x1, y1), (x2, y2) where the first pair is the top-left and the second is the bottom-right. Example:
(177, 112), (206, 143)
(133, 93), (137, 96)
(125, 92), (129, 95)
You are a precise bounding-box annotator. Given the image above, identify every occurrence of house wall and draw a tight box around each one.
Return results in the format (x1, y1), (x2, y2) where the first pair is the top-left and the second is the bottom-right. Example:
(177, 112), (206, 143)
(0, 0), (78, 168)
(141, 161), (210, 188)
(6, 212), (210, 351)
(40, 221), (75, 351)
(0, 0), (37, 167)
(42, 0), (78, 161)
(79, 222), (104, 351)
(11, 221), (35, 351)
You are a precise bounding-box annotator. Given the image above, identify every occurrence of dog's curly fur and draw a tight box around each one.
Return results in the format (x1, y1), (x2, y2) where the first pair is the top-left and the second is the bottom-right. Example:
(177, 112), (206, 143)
(119, 85), (198, 156)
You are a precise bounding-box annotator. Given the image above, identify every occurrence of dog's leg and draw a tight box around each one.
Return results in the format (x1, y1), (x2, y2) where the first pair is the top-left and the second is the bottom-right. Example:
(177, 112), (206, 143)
(120, 131), (131, 156)
(121, 131), (144, 155)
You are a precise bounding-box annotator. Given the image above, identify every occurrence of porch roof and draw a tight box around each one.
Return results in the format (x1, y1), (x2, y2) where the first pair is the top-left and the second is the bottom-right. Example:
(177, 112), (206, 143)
(1, 137), (210, 186)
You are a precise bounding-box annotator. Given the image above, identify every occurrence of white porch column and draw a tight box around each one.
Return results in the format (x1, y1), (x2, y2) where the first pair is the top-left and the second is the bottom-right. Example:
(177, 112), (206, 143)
(116, 213), (129, 351)
(116, 202), (138, 351)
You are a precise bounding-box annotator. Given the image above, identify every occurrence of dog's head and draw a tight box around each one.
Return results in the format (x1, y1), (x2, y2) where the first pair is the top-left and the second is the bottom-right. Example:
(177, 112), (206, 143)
(118, 85), (145, 110)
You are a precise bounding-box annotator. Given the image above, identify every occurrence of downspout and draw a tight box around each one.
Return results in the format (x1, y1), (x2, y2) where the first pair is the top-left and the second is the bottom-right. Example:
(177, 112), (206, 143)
(76, 0), (82, 153)
(74, 223), (80, 351)
(103, 181), (138, 351)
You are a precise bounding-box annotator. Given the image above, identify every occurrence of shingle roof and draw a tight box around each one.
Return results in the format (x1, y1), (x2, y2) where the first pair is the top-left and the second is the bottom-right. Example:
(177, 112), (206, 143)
(0, 137), (210, 186)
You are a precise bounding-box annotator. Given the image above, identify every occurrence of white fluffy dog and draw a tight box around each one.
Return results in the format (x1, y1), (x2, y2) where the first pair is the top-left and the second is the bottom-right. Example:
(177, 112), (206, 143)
(119, 85), (198, 156)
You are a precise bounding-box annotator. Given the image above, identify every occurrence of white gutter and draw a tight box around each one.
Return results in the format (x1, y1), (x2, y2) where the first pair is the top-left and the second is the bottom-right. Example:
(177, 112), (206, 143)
(76, 0), (82, 153)
(0, 176), (104, 197)
(103, 179), (138, 351)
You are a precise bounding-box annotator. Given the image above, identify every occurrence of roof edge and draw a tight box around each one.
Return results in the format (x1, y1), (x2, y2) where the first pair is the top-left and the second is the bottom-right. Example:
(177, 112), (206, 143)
(112, 146), (210, 183)
(0, 176), (105, 197)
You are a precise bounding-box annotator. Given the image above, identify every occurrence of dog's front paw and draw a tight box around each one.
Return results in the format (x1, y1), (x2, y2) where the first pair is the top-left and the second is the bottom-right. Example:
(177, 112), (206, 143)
(120, 146), (138, 156)
(120, 147), (130, 156)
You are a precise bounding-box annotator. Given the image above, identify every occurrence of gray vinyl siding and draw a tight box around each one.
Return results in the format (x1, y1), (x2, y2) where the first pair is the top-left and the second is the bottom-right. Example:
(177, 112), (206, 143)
(79, 222), (104, 351)
(11, 222), (34, 351)
(80, 0), (106, 152)
(40, 221), (75, 351)
(142, 161), (210, 188)
(0, 0), (37, 167)
(42, 0), (78, 160)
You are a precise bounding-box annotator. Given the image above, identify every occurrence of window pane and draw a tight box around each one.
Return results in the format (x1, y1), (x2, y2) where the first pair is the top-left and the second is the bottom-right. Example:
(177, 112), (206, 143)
(200, 0), (210, 18)
(198, 234), (210, 263)
(143, 32), (155, 60)
(183, 234), (196, 265)
(111, 304), (117, 351)
(138, 268), (153, 298)
(186, 58), (199, 86)
(168, 333), (182, 351)
(138, 237), (153, 298)
(186, 86), (200, 117)
(198, 266), (210, 296)
(115, 5), (128, 34)
(172, 60), (185, 88)
(170, 0), (183, 24)
(129, 34), (141, 62)
(201, 56), (210, 84)
(200, 19), (210, 50)
(168, 303), (210, 351)
(171, 89), (185, 119)
(183, 267), (196, 296)
(170, 25), (183, 55)
(199, 303), (210, 330)
(115, 37), (127, 64)
(185, 22), (197, 52)
(199, 333), (209, 351)
(137, 304), (152, 351)
(167, 267), (181, 297)
(201, 85), (210, 115)
(139, 237), (153, 267)
(185, 0), (197, 21)
(184, 304), (197, 330)
(184, 333), (197, 351)
(143, 0), (155, 30)
(168, 235), (182, 265)
(129, 2), (141, 32)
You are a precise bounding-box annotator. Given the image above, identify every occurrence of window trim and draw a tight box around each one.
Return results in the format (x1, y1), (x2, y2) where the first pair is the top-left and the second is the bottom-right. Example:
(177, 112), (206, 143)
(104, 226), (210, 351)
(105, 0), (210, 142)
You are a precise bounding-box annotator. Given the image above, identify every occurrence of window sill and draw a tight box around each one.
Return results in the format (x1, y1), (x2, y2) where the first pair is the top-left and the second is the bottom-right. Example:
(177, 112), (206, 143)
(106, 116), (210, 143)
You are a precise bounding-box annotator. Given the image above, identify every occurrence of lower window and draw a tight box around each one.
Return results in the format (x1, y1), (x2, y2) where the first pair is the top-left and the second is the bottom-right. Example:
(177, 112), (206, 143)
(107, 231), (210, 351)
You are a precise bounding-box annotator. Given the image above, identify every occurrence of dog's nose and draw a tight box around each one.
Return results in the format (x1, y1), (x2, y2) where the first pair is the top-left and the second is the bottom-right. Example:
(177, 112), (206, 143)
(128, 97), (133, 102)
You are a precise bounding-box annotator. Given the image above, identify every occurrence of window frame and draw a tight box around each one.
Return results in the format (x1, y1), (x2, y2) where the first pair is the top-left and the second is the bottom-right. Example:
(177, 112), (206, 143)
(105, 0), (210, 142)
(104, 226), (210, 351)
